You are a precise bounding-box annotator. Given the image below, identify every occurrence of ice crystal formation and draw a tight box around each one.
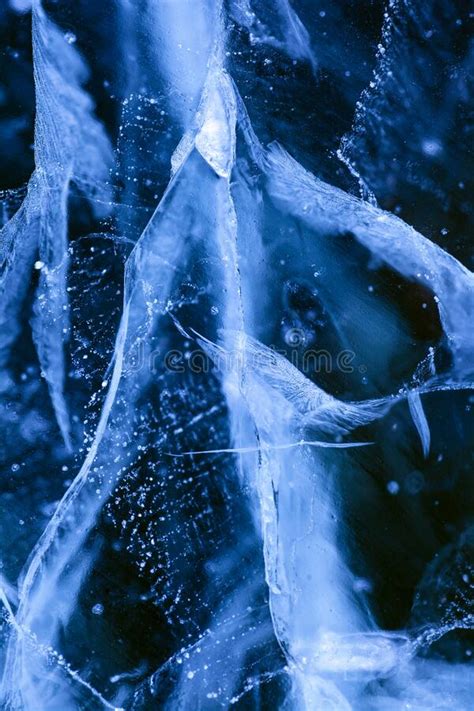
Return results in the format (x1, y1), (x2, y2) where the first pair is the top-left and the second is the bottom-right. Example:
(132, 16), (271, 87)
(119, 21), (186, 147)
(0, 1), (473, 709)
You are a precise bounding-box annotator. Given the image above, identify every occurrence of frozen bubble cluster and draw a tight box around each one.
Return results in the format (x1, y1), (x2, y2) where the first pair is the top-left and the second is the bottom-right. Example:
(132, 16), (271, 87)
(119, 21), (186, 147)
(0, 1), (473, 709)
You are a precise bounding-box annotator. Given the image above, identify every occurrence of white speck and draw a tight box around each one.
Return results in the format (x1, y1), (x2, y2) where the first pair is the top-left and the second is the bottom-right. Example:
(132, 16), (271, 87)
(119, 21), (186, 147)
(422, 139), (443, 157)
(353, 577), (373, 593)
(34, 261), (44, 270)
(9, 0), (31, 13)
(387, 481), (399, 495)
(92, 603), (104, 616)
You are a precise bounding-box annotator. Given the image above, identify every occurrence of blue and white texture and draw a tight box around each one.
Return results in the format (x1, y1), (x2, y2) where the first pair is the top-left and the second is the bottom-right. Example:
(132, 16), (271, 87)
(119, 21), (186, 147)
(0, 0), (472, 709)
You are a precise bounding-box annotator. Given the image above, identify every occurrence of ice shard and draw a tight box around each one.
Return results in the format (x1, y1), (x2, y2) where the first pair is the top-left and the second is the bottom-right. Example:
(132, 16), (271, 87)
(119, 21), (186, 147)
(0, 0), (113, 448)
(0, 1), (472, 709)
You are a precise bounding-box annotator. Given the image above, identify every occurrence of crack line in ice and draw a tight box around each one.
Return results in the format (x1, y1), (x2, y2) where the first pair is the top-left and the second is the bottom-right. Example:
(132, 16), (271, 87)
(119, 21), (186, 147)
(165, 440), (374, 457)
(0, 588), (123, 711)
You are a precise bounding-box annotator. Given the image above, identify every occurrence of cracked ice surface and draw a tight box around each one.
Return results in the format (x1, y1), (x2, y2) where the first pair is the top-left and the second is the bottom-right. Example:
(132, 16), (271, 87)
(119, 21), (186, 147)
(0, 0), (473, 709)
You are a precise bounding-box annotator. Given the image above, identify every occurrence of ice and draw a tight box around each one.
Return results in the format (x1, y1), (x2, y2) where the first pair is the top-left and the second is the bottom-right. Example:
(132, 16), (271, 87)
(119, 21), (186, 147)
(339, 0), (474, 257)
(0, 0), (113, 448)
(264, 143), (474, 376)
(0, 1), (472, 710)
(9, 0), (31, 13)
(407, 391), (430, 459)
(146, 0), (220, 126)
(230, 0), (317, 73)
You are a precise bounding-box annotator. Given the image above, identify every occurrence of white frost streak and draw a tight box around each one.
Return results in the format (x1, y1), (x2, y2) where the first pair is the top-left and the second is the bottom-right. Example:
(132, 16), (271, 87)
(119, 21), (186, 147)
(408, 391), (431, 458)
